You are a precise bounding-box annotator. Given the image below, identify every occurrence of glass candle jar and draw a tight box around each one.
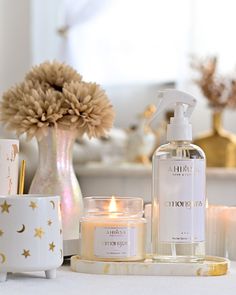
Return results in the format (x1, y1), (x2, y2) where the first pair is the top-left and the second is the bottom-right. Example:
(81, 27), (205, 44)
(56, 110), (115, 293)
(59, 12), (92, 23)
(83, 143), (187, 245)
(80, 196), (146, 262)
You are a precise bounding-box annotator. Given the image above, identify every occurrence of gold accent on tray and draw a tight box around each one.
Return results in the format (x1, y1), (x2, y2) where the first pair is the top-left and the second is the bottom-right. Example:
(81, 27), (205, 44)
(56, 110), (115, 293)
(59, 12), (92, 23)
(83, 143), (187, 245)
(71, 255), (229, 276)
(0, 229), (4, 237)
(0, 201), (11, 213)
(207, 262), (228, 276)
(48, 219), (52, 226)
(196, 256), (229, 276)
(194, 111), (236, 167)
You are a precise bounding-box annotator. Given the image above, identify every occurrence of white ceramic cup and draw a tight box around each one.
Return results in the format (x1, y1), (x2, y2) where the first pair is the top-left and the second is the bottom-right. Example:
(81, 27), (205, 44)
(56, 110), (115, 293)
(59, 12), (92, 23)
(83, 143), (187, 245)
(0, 139), (19, 195)
(0, 194), (63, 282)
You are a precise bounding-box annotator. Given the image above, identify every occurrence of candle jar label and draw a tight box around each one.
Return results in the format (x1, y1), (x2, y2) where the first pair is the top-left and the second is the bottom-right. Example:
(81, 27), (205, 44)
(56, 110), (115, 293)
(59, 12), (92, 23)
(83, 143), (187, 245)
(94, 226), (137, 258)
(157, 159), (205, 243)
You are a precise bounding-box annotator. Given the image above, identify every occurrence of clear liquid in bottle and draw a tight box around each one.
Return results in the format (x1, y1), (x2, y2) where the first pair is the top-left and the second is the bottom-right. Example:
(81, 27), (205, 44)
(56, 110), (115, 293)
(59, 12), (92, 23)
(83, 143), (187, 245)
(152, 141), (206, 262)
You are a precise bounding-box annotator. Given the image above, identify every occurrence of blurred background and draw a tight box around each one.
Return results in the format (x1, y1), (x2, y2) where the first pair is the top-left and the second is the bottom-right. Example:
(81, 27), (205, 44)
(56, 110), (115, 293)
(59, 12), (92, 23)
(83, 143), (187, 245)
(1, 0), (236, 201)
(1, 0), (236, 134)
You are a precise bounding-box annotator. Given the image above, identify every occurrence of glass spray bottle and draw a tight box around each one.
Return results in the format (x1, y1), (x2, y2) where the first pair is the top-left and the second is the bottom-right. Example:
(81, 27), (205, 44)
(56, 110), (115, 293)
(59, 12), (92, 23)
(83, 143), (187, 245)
(151, 90), (206, 262)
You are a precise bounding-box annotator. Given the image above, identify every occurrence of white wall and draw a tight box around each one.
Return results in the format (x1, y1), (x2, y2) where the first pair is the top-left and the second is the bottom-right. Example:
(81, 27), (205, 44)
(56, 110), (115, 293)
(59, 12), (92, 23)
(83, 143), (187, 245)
(31, 0), (63, 65)
(0, 0), (62, 94)
(106, 82), (173, 127)
(0, 0), (31, 94)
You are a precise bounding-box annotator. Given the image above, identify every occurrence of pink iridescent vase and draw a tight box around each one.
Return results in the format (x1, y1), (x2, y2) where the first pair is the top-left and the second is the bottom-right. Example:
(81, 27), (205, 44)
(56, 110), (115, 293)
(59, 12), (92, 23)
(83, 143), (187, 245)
(29, 127), (83, 256)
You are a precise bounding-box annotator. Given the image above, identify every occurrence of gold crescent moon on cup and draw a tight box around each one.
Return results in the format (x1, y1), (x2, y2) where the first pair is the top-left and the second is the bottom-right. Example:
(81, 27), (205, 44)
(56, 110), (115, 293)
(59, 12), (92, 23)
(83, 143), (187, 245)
(0, 253), (6, 264)
(17, 224), (25, 233)
(50, 200), (55, 209)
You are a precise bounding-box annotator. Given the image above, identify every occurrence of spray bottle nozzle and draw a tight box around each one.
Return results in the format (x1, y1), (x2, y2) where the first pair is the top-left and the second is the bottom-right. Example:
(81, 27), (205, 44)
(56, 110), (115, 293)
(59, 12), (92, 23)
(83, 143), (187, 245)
(174, 103), (185, 118)
(149, 89), (197, 141)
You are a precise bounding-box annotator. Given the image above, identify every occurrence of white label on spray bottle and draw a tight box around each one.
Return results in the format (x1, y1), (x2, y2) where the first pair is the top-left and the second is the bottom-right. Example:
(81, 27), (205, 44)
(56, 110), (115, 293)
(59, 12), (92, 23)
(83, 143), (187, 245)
(158, 159), (205, 243)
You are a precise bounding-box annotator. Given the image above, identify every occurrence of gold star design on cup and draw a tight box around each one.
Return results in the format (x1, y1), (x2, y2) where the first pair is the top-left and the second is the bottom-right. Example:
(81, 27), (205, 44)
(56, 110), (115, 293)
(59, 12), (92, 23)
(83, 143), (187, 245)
(0, 201), (11, 213)
(48, 219), (52, 226)
(22, 249), (31, 258)
(29, 201), (38, 210)
(34, 227), (45, 239)
(0, 229), (4, 237)
(49, 242), (55, 252)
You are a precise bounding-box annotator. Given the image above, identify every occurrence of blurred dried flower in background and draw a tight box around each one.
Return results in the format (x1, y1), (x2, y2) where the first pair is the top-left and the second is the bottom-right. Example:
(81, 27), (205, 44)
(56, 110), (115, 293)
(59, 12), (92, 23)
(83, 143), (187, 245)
(191, 56), (236, 109)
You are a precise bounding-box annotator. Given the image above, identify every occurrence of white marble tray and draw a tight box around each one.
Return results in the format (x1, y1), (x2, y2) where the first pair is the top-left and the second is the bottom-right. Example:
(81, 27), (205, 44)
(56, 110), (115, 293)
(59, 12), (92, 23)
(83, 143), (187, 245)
(71, 256), (229, 276)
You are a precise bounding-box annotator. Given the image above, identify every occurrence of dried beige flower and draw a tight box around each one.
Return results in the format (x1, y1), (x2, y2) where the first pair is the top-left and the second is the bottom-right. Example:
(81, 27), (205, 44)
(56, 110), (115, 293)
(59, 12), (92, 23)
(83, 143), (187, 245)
(62, 81), (115, 138)
(0, 61), (115, 139)
(1, 82), (67, 139)
(25, 60), (82, 92)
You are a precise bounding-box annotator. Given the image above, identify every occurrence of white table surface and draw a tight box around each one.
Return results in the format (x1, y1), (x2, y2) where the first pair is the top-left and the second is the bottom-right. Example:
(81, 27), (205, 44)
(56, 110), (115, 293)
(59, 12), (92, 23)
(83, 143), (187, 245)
(1, 262), (236, 295)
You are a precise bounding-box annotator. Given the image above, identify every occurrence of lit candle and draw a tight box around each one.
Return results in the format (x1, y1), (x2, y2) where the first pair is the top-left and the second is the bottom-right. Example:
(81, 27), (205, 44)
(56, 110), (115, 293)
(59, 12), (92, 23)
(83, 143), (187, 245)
(80, 196), (146, 261)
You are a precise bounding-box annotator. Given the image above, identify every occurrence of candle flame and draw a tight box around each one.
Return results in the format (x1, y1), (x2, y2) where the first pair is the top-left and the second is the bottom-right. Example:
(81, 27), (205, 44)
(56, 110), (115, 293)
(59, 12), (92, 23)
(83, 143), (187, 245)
(108, 196), (117, 213)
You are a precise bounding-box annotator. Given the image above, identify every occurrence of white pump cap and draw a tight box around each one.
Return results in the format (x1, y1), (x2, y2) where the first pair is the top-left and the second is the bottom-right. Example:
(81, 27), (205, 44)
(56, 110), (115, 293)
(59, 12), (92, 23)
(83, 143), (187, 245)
(149, 89), (197, 141)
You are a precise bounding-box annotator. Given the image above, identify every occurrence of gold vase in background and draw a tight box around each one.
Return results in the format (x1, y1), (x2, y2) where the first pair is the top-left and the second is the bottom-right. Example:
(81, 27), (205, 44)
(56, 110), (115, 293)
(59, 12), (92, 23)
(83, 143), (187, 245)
(194, 111), (236, 167)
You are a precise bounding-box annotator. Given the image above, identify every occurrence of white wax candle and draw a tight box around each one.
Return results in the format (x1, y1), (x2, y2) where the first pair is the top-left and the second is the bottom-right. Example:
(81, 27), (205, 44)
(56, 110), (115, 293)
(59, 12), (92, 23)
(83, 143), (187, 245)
(206, 205), (227, 257)
(80, 196), (146, 262)
(225, 207), (236, 260)
(80, 219), (146, 261)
